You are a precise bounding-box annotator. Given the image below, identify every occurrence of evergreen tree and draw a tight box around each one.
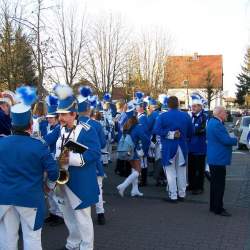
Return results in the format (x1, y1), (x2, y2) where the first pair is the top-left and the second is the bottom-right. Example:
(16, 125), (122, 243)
(12, 28), (36, 85)
(0, 14), (13, 90)
(236, 47), (250, 106)
(0, 17), (36, 91)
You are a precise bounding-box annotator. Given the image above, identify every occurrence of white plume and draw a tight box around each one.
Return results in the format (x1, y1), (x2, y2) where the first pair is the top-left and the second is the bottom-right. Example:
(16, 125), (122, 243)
(54, 84), (73, 100)
(158, 94), (168, 105)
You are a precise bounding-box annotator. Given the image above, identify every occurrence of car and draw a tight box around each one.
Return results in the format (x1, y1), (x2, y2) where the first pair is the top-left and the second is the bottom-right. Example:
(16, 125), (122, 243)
(226, 110), (233, 122)
(233, 116), (250, 149)
(231, 110), (242, 117)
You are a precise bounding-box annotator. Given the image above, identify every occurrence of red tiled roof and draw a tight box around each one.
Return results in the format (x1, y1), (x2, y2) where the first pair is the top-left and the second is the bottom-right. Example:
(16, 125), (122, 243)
(164, 54), (223, 89)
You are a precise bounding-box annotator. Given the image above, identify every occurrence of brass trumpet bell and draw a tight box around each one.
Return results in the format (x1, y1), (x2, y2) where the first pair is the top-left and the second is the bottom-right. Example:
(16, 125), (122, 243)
(57, 169), (69, 185)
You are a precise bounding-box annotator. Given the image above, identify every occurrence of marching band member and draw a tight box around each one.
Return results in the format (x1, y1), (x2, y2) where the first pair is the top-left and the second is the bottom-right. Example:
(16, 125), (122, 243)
(134, 91), (150, 186)
(101, 93), (114, 165)
(153, 135), (165, 186)
(158, 94), (169, 113)
(187, 95), (208, 195)
(32, 100), (48, 138)
(116, 101), (134, 135)
(0, 91), (14, 136)
(117, 103), (150, 197)
(135, 92), (149, 133)
(54, 84), (101, 250)
(103, 92), (117, 118)
(147, 98), (160, 135)
(146, 97), (159, 166)
(45, 95), (61, 154)
(152, 94), (169, 186)
(102, 93), (114, 126)
(154, 96), (193, 203)
(77, 87), (107, 225)
(114, 101), (135, 176)
(114, 101), (126, 142)
(43, 95), (64, 226)
(151, 94), (168, 186)
(0, 86), (59, 250)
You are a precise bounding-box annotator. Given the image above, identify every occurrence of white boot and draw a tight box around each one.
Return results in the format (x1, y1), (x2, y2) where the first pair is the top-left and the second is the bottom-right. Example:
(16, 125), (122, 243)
(131, 170), (143, 197)
(117, 171), (138, 197)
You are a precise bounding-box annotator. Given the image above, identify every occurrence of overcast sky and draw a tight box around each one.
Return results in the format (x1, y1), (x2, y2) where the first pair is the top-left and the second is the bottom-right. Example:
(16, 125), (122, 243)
(66, 0), (250, 96)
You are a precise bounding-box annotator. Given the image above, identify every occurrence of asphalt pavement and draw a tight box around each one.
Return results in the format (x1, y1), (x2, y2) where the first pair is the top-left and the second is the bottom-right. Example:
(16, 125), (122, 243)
(19, 150), (250, 250)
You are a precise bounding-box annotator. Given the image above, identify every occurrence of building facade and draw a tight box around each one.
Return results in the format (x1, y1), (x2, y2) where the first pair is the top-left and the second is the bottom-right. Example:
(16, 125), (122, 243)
(164, 53), (223, 109)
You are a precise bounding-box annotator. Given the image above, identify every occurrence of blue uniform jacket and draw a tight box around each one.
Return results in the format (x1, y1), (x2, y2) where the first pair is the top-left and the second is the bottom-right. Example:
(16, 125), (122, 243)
(206, 117), (237, 166)
(118, 112), (128, 127)
(67, 125), (101, 209)
(137, 113), (150, 154)
(116, 112), (128, 141)
(110, 103), (117, 118)
(44, 124), (61, 149)
(128, 124), (150, 159)
(0, 108), (11, 135)
(39, 119), (49, 137)
(0, 134), (59, 230)
(138, 113), (149, 133)
(45, 123), (101, 209)
(154, 109), (193, 167)
(147, 110), (159, 135)
(79, 116), (106, 177)
(188, 111), (207, 155)
(43, 123), (60, 155)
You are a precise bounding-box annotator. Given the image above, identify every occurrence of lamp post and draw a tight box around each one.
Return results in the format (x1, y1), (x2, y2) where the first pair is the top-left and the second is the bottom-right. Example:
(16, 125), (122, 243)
(183, 80), (189, 109)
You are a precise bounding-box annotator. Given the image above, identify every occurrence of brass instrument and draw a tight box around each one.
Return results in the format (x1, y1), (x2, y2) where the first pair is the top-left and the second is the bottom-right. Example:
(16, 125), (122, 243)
(57, 147), (70, 185)
(56, 125), (76, 185)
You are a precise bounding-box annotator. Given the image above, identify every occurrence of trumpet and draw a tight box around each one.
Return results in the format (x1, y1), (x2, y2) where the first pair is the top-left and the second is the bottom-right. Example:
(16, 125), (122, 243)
(57, 148), (70, 185)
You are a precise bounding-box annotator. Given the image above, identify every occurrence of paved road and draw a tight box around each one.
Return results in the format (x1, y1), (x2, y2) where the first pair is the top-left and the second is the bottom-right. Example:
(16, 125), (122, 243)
(20, 150), (250, 250)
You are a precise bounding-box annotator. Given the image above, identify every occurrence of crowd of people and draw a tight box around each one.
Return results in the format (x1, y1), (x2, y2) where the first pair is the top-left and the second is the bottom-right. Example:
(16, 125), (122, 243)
(0, 85), (237, 250)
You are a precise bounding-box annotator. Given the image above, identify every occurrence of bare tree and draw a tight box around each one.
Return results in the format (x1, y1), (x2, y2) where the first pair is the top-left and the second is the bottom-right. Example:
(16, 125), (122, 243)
(10, 0), (55, 96)
(49, 3), (87, 86)
(202, 70), (222, 110)
(124, 29), (173, 96)
(82, 14), (129, 94)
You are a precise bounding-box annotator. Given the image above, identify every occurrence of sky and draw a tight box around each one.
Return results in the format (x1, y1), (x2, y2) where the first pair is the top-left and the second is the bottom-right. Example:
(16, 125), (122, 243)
(66, 0), (250, 96)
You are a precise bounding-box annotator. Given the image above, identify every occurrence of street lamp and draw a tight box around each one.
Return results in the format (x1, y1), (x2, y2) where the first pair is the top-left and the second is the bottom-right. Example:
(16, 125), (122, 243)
(183, 80), (189, 109)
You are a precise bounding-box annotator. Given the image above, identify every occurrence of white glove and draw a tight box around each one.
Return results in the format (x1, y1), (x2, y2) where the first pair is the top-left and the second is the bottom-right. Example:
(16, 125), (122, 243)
(46, 180), (57, 190)
(167, 131), (176, 140)
(69, 152), (85, 167)
(150, 141), (156, 149)
(136, 149), (144, 157)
